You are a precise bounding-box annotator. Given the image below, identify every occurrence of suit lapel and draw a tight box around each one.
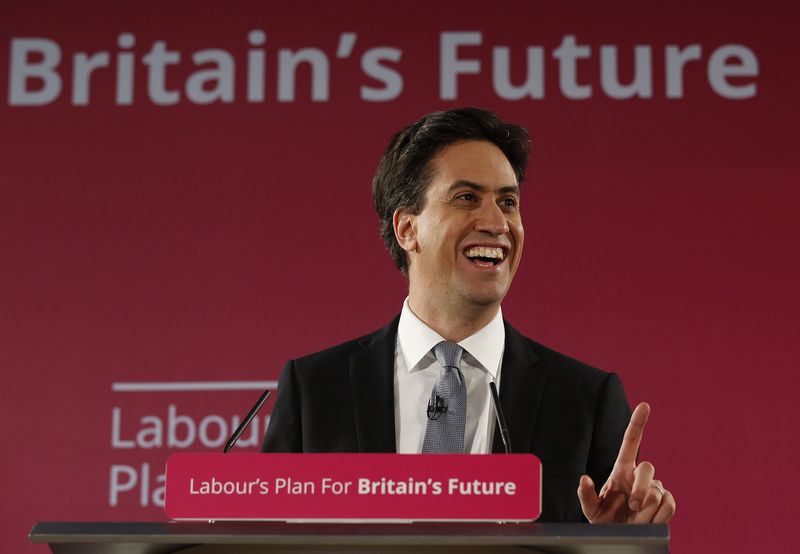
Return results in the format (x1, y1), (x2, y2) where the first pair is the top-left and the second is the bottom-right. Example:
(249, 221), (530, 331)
(347, 317), (544, 454)
(492, 322), (547, 454)
(349, 316), (399, 453)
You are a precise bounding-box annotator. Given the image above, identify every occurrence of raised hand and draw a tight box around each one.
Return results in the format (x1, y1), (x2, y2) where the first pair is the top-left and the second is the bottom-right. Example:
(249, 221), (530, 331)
(577, 402), (676, 523)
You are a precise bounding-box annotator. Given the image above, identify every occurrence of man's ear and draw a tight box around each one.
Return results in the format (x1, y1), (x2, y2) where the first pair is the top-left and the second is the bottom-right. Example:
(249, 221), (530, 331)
(393, 208), (418, 253)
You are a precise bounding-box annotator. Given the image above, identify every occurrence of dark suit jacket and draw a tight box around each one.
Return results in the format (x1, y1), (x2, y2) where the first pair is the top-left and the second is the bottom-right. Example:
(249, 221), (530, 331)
(262, 316), (631, 522)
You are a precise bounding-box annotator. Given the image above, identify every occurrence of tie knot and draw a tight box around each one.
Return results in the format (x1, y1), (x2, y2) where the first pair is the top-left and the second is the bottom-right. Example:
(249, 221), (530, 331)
(433, 341), (463, 370)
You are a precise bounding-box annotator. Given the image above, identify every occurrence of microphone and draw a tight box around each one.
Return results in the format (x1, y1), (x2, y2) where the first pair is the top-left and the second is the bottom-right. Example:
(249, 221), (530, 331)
(489, 381), (511, 454)
(223, 389), (271, 453)
(426, 394), (448, 420)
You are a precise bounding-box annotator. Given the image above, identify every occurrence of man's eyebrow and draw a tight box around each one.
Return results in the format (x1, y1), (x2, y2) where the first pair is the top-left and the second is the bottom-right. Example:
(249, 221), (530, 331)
(447, 180), (521, 195)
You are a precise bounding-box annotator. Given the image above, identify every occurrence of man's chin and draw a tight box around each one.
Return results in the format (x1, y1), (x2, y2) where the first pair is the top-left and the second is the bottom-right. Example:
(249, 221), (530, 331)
(459, 285), (510, 309)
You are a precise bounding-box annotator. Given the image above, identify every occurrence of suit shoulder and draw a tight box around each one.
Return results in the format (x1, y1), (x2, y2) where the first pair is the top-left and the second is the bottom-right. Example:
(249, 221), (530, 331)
(508, 324), (613, 386)
(289, 316), (398, 370)
(533, 339), (611, 380)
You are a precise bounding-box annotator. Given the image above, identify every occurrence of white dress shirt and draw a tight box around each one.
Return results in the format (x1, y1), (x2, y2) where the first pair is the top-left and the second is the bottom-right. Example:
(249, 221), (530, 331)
(394, 298), (505, 453)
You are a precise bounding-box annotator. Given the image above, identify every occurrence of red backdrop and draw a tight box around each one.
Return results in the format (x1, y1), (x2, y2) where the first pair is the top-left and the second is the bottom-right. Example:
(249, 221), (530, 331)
(2, 1), (798, 552)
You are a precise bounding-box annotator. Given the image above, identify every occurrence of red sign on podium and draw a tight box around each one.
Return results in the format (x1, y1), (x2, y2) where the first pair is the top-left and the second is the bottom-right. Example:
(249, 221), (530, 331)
(165, 453), (541, 522)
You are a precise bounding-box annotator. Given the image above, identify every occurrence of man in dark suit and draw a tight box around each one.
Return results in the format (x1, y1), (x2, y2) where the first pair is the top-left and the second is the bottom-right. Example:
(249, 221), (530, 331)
(262, 108), (675, 524)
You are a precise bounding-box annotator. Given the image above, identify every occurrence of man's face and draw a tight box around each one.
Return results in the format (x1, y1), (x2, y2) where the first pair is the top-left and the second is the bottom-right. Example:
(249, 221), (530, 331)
(399, 140), (524, 311)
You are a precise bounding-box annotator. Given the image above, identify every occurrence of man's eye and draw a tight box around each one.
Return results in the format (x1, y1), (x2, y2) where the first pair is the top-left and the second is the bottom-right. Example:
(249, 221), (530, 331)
(457, 193), (477, 202)
(501, 197), (518, 208)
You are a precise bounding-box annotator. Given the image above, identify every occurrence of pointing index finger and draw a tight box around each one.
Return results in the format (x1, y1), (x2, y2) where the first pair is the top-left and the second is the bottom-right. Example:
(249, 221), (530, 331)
(615, 402), (650, 467)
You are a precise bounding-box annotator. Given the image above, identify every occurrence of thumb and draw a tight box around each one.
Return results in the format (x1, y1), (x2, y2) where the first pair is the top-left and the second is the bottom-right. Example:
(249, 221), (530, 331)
(577, 474), (600, 521)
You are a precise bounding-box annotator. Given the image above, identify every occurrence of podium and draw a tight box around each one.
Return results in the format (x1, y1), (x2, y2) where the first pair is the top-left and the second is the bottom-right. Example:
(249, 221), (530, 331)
(30, 521), (669, 553)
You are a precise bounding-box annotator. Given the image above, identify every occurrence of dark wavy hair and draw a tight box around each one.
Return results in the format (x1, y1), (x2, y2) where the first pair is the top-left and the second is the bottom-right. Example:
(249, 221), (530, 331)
(372, 107), (531, 276)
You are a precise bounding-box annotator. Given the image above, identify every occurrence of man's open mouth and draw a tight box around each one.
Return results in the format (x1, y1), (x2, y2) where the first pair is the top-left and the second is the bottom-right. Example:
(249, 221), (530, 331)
(464, 246), (506, 267)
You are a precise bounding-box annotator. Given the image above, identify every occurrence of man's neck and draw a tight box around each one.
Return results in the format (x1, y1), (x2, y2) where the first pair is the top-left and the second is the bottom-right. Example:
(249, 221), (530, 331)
(407, 296), (500, 343)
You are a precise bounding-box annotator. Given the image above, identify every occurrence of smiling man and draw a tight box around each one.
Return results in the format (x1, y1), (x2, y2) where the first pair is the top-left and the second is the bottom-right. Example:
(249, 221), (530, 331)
(394, 140), (524, 341)
(262, 107), (675, 524)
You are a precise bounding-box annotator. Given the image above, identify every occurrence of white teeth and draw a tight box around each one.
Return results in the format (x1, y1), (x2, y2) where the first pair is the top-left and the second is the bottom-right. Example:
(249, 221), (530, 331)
(465, 247), (505, 260)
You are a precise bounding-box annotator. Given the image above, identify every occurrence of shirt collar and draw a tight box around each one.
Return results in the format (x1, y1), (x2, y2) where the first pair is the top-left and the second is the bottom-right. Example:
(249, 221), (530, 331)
(397, 298), (505, 378)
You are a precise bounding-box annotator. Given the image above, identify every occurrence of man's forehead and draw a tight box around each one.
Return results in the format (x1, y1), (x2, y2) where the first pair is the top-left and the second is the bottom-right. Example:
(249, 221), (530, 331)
(444, 179), (521, 196)
(428, 141), (518, 187)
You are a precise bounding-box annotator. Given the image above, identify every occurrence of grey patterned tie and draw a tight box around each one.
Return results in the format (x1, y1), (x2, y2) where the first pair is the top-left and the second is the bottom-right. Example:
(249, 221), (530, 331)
(422, 341), (467, 453)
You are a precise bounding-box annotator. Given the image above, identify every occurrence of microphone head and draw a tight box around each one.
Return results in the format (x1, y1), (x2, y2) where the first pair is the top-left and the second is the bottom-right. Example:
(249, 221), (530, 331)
(426, 395), (448, 420)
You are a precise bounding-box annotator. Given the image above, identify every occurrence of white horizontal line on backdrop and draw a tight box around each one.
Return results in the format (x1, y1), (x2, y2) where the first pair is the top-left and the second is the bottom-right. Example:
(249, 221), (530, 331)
(111, 381), (278, 392)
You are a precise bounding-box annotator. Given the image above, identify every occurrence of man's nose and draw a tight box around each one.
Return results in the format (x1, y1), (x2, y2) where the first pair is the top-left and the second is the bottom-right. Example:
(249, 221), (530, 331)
(474, 201), (509, 235)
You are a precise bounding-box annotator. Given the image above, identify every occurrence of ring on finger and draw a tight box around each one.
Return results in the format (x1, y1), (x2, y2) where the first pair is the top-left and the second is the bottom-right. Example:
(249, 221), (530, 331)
(651, 483), (665, 495)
